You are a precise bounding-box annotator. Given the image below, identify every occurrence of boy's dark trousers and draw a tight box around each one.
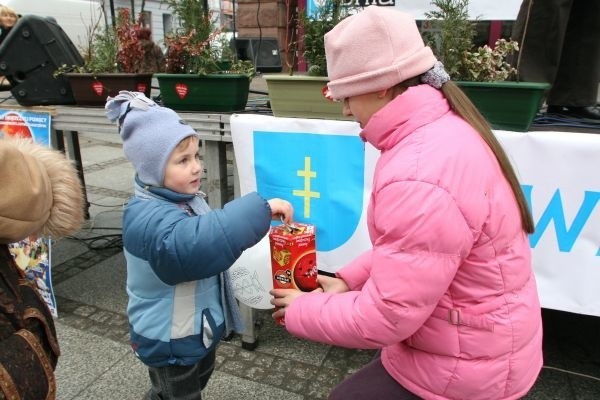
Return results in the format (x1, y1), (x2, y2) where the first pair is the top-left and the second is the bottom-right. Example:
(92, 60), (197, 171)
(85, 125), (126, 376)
(145, 348), (216, 400)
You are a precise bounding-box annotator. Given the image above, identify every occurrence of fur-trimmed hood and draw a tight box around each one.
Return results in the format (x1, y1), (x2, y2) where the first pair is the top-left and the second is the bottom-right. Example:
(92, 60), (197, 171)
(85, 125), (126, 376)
(0, 138), (84, 244)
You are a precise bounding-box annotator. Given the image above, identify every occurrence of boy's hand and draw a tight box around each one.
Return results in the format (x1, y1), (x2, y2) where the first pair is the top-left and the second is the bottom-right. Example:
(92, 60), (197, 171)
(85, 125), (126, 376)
(267, 198), (294, 224)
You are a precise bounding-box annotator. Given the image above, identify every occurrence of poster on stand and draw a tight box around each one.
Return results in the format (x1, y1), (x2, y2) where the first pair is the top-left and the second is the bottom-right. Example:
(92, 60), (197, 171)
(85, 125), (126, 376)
(0, 109), (51, 145)
(0, 109), (58, 316)
(8, 238), (56, 316)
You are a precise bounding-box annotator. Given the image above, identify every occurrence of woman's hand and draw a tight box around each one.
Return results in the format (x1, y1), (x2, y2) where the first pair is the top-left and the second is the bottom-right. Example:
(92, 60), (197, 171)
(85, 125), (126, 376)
(267, 198), (294, 224)
(317, 274), (350, 293)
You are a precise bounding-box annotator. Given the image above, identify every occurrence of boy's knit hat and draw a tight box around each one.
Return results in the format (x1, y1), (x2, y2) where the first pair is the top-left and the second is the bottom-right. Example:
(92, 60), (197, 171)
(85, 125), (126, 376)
(324, 6), (437, 100)
(105, 91), (197, 187)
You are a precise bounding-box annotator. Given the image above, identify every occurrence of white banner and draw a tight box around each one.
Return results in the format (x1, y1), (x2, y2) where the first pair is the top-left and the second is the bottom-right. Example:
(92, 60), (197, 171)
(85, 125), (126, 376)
(393, 0), (522, 20)
(307, 0), (522, 20)
(230, 115), (600, 317)
(494, 130), (600, 317)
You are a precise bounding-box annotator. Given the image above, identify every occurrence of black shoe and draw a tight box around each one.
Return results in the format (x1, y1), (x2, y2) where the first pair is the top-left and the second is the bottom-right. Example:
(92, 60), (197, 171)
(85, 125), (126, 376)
(547, 105), (600, 120)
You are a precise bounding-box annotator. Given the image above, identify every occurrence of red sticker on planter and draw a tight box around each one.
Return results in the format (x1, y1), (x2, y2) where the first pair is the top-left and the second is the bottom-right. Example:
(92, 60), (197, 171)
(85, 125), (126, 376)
(136, 83), (147, 93)
(92, 81), (103, 96)
(175, 83), (188, 99)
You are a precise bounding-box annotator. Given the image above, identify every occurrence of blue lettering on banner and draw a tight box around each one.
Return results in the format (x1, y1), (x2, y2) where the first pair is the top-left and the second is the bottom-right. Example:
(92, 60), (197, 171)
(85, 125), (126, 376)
(522, 185), (600, 255)
(253, 131), (365, 252)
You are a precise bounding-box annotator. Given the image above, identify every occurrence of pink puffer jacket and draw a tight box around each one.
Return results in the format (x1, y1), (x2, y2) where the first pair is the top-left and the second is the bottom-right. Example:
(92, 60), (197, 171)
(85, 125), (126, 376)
(284, 84), (543, 400)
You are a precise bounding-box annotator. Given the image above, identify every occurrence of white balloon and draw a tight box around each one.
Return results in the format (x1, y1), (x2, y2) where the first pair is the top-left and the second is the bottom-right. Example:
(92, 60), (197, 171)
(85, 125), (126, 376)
(230, 235), (274, 309)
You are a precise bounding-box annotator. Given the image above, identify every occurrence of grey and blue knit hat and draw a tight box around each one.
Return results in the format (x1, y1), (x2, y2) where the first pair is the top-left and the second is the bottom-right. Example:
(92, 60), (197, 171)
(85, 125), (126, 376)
(105, 91), (197, 187)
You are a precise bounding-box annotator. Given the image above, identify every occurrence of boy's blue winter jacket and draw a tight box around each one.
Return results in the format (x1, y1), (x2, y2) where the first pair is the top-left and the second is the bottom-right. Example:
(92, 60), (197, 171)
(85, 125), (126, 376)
(122, 186), (271, 367)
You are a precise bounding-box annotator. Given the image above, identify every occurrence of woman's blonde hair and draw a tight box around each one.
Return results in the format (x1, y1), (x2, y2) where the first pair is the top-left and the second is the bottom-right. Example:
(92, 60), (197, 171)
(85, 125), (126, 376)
(397, 78), (535, 234)
(0, 5), (18, 19)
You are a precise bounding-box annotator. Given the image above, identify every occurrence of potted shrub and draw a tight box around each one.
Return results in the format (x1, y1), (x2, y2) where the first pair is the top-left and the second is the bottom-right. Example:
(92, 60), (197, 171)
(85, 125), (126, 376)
(263, 0), (355, 120)
(154, 0), (254, 112)
(423, 0), (549, 131)
(59, 8), (154, 106)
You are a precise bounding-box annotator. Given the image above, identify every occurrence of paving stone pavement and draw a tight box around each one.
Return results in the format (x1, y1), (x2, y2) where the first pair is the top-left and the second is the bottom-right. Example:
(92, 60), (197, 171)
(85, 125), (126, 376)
(50, 85), (600, 399)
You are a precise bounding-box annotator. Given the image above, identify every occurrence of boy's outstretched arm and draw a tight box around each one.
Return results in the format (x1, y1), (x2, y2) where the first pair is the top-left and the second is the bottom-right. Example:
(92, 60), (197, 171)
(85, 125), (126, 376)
(128, 192), (293, 285)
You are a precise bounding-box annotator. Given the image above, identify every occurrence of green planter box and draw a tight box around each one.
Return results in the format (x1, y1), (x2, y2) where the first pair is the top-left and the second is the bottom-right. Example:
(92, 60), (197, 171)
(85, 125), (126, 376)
(155, 73), (250, 112)
(65, 73), (153, 106)
(264, 74), (351, 120)
(456, 81), (550, 132)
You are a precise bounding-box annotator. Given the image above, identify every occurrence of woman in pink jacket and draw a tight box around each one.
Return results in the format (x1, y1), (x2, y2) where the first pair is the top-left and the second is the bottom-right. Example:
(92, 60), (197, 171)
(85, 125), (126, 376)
(270, 6), (542, 400)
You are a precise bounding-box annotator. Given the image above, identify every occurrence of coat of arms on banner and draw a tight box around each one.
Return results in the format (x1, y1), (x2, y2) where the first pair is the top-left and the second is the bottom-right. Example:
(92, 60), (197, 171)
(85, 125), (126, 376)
(254, 131), (365, 251)
(230, 115), (377, 309)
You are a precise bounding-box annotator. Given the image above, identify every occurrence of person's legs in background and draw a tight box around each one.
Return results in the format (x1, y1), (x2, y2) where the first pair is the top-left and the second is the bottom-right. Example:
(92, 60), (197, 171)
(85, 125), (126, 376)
(545, 0), (600, 119)
(512, 0), (568, 84)
(512, 0), (600, 120)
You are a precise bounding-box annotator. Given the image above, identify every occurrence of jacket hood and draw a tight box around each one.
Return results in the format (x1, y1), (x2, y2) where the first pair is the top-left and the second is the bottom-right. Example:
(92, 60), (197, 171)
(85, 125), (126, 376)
(361, 84), (451, 151)
(0, 138), (84, 244)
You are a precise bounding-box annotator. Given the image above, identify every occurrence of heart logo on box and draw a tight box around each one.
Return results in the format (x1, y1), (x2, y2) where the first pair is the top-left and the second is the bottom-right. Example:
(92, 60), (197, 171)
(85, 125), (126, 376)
(92, 81), (104, 96)
(136, 83), (147, 93)
(175, 83), (188, 99)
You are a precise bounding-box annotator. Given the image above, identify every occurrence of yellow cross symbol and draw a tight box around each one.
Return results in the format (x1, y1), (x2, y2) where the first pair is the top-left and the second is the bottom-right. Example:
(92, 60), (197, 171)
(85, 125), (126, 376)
(292, 156), (320, 218)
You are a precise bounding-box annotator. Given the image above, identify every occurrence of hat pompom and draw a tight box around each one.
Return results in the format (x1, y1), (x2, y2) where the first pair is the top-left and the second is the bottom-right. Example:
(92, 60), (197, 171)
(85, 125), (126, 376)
(105, 91), (156, 123)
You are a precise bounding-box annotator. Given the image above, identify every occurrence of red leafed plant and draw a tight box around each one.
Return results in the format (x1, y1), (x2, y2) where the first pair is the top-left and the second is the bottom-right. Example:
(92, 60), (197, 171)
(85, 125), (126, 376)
(115, 8), (145, 73)
(164, 26), (222, 74)
(55, 6), (152, 74)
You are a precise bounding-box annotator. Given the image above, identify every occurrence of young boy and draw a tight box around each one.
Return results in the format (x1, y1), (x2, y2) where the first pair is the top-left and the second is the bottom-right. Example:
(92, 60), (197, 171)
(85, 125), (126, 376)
(105, 92), (293, 399)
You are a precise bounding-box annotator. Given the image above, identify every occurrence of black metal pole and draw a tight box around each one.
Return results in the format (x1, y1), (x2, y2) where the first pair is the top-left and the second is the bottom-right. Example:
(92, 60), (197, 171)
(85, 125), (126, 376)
(232, 0), (237, 60)
(109, 0), (116, 29)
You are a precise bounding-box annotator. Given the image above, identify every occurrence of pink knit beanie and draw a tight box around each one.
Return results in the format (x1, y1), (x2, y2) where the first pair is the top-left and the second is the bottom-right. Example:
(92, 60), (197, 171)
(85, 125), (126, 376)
(325, 6), (437, 100)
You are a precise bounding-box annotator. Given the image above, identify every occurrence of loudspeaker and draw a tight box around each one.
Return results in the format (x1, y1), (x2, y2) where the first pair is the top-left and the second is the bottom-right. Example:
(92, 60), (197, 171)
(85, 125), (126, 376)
(0, 15), (84, 106)
(235, 37), (282, 73)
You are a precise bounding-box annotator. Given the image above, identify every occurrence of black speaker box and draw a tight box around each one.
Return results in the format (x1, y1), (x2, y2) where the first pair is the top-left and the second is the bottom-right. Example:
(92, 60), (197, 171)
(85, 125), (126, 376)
(0, 15), (84, 106)
(235, 37), (282, 73)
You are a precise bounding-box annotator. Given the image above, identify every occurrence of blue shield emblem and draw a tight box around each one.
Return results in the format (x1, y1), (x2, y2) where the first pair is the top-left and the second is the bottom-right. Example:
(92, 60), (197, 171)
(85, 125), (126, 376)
(254, 131), (365, 252)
